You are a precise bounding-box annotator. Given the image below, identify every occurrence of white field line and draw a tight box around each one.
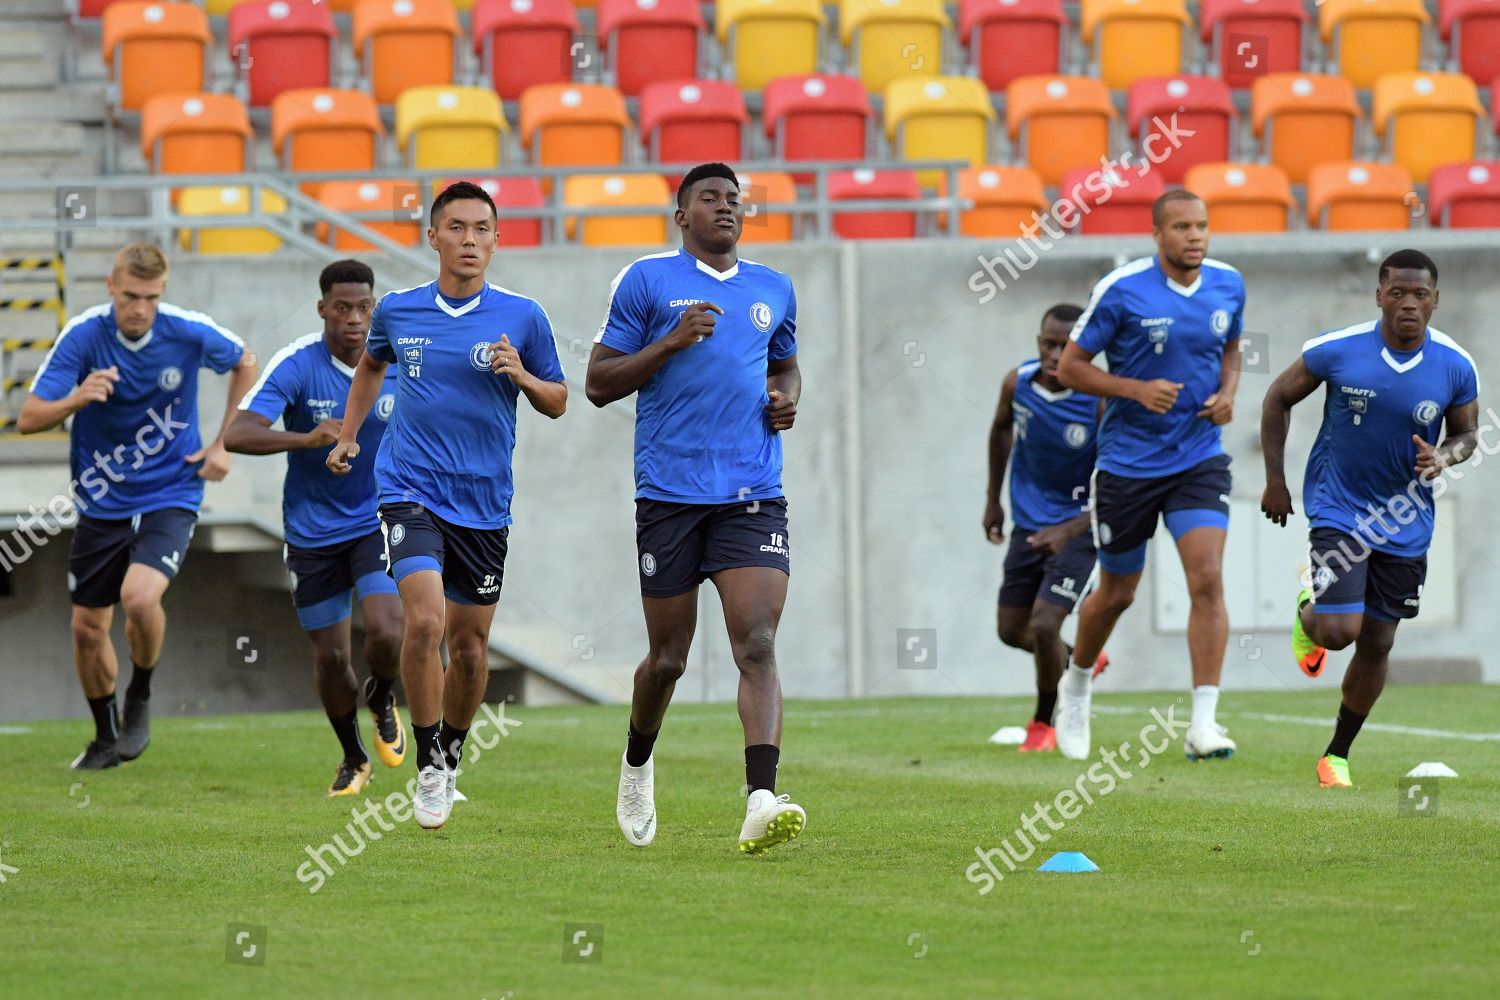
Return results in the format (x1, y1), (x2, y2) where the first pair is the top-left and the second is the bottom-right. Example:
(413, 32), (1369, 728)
(1092, 703), (1500, 742)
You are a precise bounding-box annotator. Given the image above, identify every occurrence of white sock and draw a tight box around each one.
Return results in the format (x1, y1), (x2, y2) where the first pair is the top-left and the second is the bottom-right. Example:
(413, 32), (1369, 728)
(1062, 664), (1093, 699)
(1191, 685), (1220, 729)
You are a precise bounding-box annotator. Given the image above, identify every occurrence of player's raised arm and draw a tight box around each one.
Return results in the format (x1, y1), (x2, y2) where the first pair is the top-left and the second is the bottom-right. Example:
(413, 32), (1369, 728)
(586, 302), (722, 406)
(1056, 284), (1182, 413)
(1259, 356), (1322, 525)
(984, 368), (1019, 544)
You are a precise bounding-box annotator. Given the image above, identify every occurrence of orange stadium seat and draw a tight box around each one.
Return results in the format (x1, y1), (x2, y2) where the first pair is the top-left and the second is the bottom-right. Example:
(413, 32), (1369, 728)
(459, 176), (548, 247)
(140, 93), (252, 175)
(736, 170), (797, 243)
(396, 86), (509, 170)
(1006, 75), (1116, 186)
(1441, 0), (1500, 89)
(955, 165), (1047, 238)
(960, 0), (1067, 93)
(1427, 161), (1500, 228)
(271, 89), (384, 184)
(102, 2), (211, 113)
(883, 76), (996, 187)
(716, 0), (825, 92)
(598, 0), (707, 97)
(563, 174), (671, 245)
(1058, 164), (1165, 234)
(314, 179), (423, 251)
(1251, 74), (1362, 185)
(352, 0), (460, 104)
(471, 0), (579, 102)
(827, 168), (921, 239)
(1182, 162), (1294, 232)
(177, 186), (288, 255)
(1372, 72), (1485, 184)
(1319, 0), (1429, 90)
(840, 0), (952, 94)
(639, 80), (749, 165)
(1127, 76), (1236, 184)
(1306, 161), (1415, 230)
(761, 75), (872, 173)
(228, 1), (337, 109)
(1081, 0), (1190, 90)
(519, 83), (631, 171)
(1198, 0), (1307, 89)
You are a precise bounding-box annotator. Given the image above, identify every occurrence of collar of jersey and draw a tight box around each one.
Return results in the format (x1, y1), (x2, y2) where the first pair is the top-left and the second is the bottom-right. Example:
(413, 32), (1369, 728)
(114, 327), (154, 351)
(433, 286), (484, 318)
(1376, 322), (1427, 373)
(321, 337), (357, 378)
(1027, 373), (1074, 402)
(682, 247), (738, 282)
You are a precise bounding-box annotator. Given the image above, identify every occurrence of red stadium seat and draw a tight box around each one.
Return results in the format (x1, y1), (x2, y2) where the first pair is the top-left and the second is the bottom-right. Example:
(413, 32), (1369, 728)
(457, 176), (547, 247)
(639, 80), (748, 165)
(471, 0), (579, 102)
(1198, 0), (1308, 89)
(352, 0), (460, 104)
(1427, 161), (1500, 228)
(761, 74), (872, 179)
(102, 2), (211, 113)
(1127, 76), (1236, 184)
(228, 1), (337, 109)
(1057, 164), (1165, 234)
(827, 168), (921, 239)
(141, 92), (252, 175)
(74, 0), (129, 17)
(598, 0), (706, 98)
(1439, 0), (1500, 93)
(959, 0), (1067, 92)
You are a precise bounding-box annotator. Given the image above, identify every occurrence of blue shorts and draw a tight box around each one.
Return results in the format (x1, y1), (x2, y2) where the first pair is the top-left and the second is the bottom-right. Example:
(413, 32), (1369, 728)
(1309, 526), (1427, 622)
(1093, 454), (1232, 575)
(998, 528), (1097, 611)
(378, 501), (508, 606)
(635, 497), (790, 598)
(284, 527), (399, 631)
(68, 507), (198, 608)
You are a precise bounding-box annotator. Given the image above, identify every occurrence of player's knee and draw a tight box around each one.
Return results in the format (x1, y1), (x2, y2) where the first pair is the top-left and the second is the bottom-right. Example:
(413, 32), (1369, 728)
(997, 621), (1030, 649)
(1029, 611), (1065, 645)
(312, 644), (350, 678)
(364, 625), (402, 667)
(404, 607), (444, 649)
(1094, 583), (1135, 616)
(70, 612), (108, 650)
(1350, 623), (1393, 659)
(733, 626), (778, 674)
(118, 585), (161, 623)
(448, 632), (488, 674)
(1185, 571), (1224, 607)
(639, 647), (688, 685)
(1320, 620), (1362, 651)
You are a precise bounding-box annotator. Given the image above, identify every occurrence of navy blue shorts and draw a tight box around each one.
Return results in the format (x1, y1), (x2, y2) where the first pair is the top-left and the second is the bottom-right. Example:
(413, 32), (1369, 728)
(635, 497), (790, 598)
(998, 529), (1097, 611)
(378, 502), (508, 607)
(1093, 454), (1232, 575)
(1309, 526), (1427, 623)
(68, 507), (198, 608)
(285, 527), (400, 631)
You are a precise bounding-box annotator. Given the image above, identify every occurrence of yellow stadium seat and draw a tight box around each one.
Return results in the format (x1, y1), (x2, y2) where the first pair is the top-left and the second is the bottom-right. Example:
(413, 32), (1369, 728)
(883, 76), (995, 188)
(1080, 0), (1190, 90)
(396, 86), (509, 170)
(1372, 72), (1484, 185)
(177, 185), (288, 254)
(716, 0), (825, 92)
(1319, 0), (1428, 89)
(840, 0), (951, 93)
(562, 173), (671, 245)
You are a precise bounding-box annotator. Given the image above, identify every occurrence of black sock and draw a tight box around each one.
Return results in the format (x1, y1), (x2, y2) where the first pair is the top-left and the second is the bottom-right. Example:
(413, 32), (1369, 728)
(439, 721), (468, 772)
(126, 663), (153, 701)
(1325, 703), (1368, 759)
(625, 720), (658, 767)
(745, 744), (780, 794)
(413, 722), (442, 771)
(1035, 690), (1058, 725)
(329, 710), (366, 764)
(368, 672), (395, 709)
(88, 694), (118, 745)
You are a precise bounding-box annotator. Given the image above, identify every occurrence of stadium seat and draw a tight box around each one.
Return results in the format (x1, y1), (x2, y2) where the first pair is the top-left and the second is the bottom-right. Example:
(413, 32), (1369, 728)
(1182, 162), (1294, 232)
(598, 0), (706, 97)
(471, 0), (579, 102)
(177, 186), (288, 255)
(1126, 76), (1235, 184)
(352, 0), (461, 104)
(827, 168), (921, 239)
(1250, 73), (1362, 185)
(228, 1), (337, 109)
(140, 93), (252, 175)
(955, 165), (1047, 238)
(1006, 75), (1116, 186)
(1318, 0), (1429, 90)
(460, 176), (547, 247)
(1372, 72), (1485, 184)
(716, 0), (826, 92)
(1080, 0), (1190, 90)
(519, 83), (631, 171)
(396, 86), (509, 170)
(1427, 161), (1500, 228)
(1198, 0), (1307, 89)
(639, 80), (749, 165)
(102, 2), (211, 113)
(201, 0), (254, 12)
(1441, 0), (1500, 89)
(883, 76), (996, 188)
(959, 0), (1067, 93)
(1057, 164), (1165, 234)
(840, 0), (952, 94)
(736, 170), (798, 243)
(314, 179), (423, 251)
(761, 74), (872, 176)
(1306, 161), (1415, 230)
(271, 89), (384, 183)
(562, 174), (671, 245)
(74, 0), (126, 17)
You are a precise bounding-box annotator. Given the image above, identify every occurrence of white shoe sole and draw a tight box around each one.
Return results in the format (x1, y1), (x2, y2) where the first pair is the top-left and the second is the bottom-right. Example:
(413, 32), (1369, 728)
(739, 807), (806, 855)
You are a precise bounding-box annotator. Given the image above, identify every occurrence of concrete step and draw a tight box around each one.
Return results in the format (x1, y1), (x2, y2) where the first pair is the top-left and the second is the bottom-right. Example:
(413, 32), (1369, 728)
(0, 121), (83, 158)
(0, 82), (105, 124)
(0, 1), (68, 21)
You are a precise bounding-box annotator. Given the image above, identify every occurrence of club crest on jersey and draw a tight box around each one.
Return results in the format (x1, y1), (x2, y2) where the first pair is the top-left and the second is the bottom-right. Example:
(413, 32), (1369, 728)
(1413, 400), (1441, 426)
(390, 524), (406, 546)
(640, 552), (657, 577)
(158, 366), (183, 391)
(470, 340), (495, 372)
(1065, 423), (1090, 448)
(749, 302), (773, 333)
(1211, 309), (1231, 336)
(376, 393), (395, 421)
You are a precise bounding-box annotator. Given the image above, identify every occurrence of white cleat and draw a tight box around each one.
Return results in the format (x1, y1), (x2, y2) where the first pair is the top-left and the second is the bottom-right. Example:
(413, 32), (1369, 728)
(1185, 723), (1236, 761)
(738, 789), (806, 855)
(415, 766), (452, 829)
(447, 768), (466, 804)
(1054, 685), (1093, 760)
(616, 753), (657, 847)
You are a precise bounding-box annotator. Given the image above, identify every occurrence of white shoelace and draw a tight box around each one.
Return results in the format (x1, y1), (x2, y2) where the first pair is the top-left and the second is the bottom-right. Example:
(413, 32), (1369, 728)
(619, 772), (652, 811)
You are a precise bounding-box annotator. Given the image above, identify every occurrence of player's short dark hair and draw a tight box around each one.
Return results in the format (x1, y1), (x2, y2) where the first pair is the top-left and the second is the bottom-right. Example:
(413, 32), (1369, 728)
(318, 259), (374, 295)
(1151, 189), (1205, 227)
(1378, 248), (1438, 285)
(430, 181), (497, 225)
(676, 162), (740, 209)
(1041, 303), (1083, 331)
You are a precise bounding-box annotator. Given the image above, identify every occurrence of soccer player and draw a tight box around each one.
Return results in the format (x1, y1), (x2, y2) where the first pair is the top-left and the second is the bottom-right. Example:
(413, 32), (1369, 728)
(17, 242), (258, 769)
(587, 162), (805, 855)
(225, 260), (406, 797)
(327, 182), (567, 830)
(1054, 190), (1244, 762)
(983, 304), (1107, 752)
(1260, 250), (1478, 788)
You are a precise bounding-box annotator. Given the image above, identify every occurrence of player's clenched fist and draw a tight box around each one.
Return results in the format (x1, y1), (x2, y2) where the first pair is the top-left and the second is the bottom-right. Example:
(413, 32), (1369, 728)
(326, 440), (360, 476)
(1133, 378), (1183, 415)
(71, 366), (119, 408)
(766, 388), (796, 431)
(488, 334), (527, 384)
(302, 418), (343, 449)
(664, 301), (722, 350)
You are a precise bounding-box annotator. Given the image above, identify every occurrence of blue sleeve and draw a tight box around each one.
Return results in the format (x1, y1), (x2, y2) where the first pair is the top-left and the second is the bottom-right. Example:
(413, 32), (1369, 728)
(1453, 355), (1479, 407)
(240, 348), (301, 424)
(1071, 280), (1121, 356)
(523, 302), (566, 384)
(366, 298), (395, 363)
(29, 324), (90, 401)
(595, 262), (652, 355)
(196, 316), (246, 374)
(769, 282), (797, 362)
(1301, 336), (1334, 382)
(1226, 278), (1245, 343)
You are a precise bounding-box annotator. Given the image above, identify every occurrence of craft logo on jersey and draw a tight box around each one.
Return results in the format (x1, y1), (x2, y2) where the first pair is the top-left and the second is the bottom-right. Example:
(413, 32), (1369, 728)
(158, 366), (183, 392)
(1210, 308), (1231, 336)
(1065, 422), (1090, 448)
(668, 298), (703, 309)
(470, 340), (495, 372)
(1141, 316), (1171, 352)
(308, 398), (337, 423)
(749, 302), (773, 333)
(1413, 399), (1441, 426)
(376, 393), (395, 421)
(640, 552), (657, 577)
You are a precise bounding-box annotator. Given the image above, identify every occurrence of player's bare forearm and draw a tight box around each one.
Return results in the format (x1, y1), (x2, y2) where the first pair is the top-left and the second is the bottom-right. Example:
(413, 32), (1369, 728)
(986, 370), (1017, 504)
(518, 375), (567, 419)
(1218, 339), (1242, 400)
(585, 339), (680, 406)
(15, 393), (78, 434)
(766, 360), (800, 406)
(339, 352), (387, 443)
(1062, 511), (1092, 541)
(1056, 342), (1142, 402)
(1437, 400), (1480, 467)
(212, 355), (259, 445)
(1261, 359), (1321, 487)
(224, 411), (309, 455)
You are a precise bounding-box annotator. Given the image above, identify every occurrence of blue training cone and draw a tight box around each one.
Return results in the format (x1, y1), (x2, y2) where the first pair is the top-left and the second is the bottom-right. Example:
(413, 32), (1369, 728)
(1037, 851), (1100, 873)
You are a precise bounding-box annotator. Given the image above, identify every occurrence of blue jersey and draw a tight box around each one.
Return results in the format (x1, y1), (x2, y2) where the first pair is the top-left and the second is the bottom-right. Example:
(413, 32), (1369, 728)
(239, 332), (399, 548)
(31, 301), (246, 519)
(1008, 361), (1098, 531)
(595, 248), (797, 503)
(1071, 256), (1245, 478)
(365, 281), (564, 530)
(1302, 321), (1479, 558)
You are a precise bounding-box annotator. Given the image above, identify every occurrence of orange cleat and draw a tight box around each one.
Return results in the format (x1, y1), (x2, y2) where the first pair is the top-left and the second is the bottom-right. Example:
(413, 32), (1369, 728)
(1018, 720), (1057, 752)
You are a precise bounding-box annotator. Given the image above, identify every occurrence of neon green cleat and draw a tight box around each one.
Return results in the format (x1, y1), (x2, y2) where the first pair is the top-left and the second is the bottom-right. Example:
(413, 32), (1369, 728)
(1318, 754), (1352, 788)
(1292, 588), (1327, 677)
